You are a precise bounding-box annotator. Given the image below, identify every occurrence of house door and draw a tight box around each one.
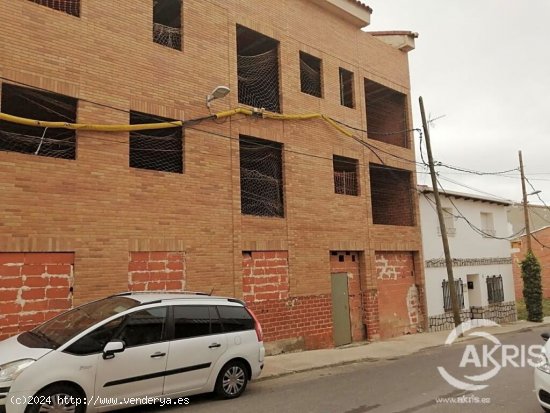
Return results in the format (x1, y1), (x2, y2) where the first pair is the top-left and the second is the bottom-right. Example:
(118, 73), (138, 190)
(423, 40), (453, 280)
(331, 273), (352, 346)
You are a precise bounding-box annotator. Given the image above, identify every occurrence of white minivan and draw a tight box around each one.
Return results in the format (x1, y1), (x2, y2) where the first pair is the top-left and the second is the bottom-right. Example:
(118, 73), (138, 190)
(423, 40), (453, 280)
(0, 292), (265, 413)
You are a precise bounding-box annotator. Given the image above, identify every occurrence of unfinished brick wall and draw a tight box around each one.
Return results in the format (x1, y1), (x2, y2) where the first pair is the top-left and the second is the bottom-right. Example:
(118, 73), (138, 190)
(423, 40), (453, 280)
(243, 251), (333, 350)
(512, 230), (550, 299)
(330, 251), (365, 342)
(0, 0), (423, 349)
(375, 251), (420, 339)
(0, 252), (74, 340)
(242, 251), (289, 302)
(128, 251), (185, 292)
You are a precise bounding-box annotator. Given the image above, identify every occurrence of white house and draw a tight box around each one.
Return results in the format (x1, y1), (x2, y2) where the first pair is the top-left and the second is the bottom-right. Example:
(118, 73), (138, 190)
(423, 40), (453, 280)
(418, 186), (517, 331)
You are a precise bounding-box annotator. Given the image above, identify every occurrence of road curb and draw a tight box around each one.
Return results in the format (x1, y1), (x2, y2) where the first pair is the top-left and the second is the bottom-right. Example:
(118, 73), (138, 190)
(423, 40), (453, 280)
(258, 319), (550, 382)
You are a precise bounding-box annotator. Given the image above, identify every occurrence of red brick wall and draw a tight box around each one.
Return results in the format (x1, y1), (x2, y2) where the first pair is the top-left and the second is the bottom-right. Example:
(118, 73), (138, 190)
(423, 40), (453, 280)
(243, 251), (333, 350)
(128, 251), (185, 292)
(512, 230), (550, 299)
(0, 252), (74, 340)
(242, 251), (289, 302)
(329, 251), (365, 342)
(375, 251), (420, 339)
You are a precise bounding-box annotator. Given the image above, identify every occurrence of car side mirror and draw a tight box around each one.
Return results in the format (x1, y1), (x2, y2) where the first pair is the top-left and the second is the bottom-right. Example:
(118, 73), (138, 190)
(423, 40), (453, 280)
(542, 333), (550, 342)
(103, 339), (126, 360)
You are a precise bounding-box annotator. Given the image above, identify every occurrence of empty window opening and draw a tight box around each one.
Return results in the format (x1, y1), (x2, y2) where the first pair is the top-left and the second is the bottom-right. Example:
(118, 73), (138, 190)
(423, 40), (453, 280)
(129, 111), (183, 173)
(339, 255), (345, 262)
(240, 135), (284, 217)
(0, 83), (77, 159)
(365, 79), (408, 148)
(300, 51), (322, 98)
(369, 164), (414, 226)
(442, 279), (464, 312)
(153, 0), (182, 50)
(29, 0), (80, 17)
(487, 275), (504, 304)
(339, 67), (354, 108)
(237, 25), (280, 113)
(480, 212), (495, 237)
(333, 155), (359, 196)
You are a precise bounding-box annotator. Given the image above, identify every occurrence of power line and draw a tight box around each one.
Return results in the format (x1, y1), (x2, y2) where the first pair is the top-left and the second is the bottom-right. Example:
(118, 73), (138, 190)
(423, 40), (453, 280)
(429, 178), (525, 241)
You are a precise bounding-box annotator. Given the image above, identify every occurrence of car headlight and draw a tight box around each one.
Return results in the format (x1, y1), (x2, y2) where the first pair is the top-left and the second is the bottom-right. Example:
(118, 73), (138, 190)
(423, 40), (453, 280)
(0, 359), (35, 383)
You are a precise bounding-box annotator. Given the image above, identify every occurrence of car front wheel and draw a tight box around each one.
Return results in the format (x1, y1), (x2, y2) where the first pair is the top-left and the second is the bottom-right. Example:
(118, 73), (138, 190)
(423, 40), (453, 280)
(25, 383), (86, 413)
(215, 360), (248, 399)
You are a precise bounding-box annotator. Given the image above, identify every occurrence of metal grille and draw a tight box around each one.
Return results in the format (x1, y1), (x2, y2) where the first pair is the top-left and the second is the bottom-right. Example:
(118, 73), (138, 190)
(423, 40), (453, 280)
(333, 155), (358, 196)
(29, 0), (80, 17)
(486, 275), (504, 304)
(442, 278), (464, 312)
(239, 136), (284, 217)
(0, 83), (77, 159)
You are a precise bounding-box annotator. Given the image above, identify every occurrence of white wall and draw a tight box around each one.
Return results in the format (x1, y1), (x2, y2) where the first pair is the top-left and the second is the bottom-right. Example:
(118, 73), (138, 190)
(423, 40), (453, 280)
(419, 193), (515, 316)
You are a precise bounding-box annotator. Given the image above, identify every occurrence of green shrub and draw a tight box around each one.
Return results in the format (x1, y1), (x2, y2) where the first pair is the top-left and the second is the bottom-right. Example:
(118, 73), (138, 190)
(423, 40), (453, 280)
(521, 251), (543, 322)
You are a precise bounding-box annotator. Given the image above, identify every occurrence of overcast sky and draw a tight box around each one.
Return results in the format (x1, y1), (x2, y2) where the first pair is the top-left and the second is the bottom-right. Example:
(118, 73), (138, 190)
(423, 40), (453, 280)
(362, 0), (550, 205)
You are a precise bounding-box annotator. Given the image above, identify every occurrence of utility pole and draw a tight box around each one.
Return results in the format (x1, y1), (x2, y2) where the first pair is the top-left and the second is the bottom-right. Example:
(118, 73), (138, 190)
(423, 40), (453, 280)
(419, 97), (462, 328)
(519, 150), (532, 252)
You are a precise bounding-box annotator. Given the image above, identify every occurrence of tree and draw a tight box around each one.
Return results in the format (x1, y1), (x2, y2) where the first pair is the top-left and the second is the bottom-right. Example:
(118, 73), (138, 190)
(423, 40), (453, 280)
(521, 251), (543, 322)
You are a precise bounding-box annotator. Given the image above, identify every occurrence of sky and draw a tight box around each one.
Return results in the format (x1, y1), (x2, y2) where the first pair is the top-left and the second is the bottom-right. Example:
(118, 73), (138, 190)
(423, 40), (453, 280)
(362, 0), (550, 205)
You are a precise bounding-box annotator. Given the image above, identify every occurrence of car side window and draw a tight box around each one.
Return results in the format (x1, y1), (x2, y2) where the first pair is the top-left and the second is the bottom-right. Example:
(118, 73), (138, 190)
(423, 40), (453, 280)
(217, 305), (254, 332)
(173, 306), (211, 339)
(64, 317), (124, 355)
(210, 306), (223, 334)
(116, 307), (167, 347)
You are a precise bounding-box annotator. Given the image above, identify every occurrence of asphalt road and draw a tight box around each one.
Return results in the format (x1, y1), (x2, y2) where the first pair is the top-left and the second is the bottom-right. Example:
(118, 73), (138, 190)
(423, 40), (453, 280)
(134, 325), (550, 413)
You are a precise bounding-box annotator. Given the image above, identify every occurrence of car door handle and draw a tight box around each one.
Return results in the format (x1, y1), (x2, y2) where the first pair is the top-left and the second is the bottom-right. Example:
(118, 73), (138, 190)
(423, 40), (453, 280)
(209, 343), (221, 348)
(150, 352), (166, 358)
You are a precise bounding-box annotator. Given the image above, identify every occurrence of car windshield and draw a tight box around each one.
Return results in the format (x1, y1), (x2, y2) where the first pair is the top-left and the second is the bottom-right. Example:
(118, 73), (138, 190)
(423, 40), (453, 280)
(32, 296), (139, 349)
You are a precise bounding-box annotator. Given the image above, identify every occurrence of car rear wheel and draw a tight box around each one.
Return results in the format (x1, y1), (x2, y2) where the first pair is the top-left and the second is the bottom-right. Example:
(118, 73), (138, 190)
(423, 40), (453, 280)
(26, 384), (85, 413)
(215, 360), (248, 399)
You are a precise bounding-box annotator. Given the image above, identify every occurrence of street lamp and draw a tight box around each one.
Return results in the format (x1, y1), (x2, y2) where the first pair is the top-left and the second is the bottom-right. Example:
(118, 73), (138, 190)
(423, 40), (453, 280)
(206, 86), (230, 109)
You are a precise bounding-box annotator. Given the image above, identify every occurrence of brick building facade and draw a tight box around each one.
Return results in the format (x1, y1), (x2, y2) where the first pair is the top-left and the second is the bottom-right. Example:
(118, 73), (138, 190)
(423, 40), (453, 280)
(0, 0), (424, 350)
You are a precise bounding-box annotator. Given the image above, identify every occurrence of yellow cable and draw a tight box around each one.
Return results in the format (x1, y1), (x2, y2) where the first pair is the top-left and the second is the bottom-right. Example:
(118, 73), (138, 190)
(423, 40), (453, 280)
(0, 112), (183, 132)
(0, 106), (356, 139)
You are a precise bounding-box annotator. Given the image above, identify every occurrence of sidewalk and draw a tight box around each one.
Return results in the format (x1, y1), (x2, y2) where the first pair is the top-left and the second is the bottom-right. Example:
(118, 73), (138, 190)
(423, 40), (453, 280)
(260, 317), (550, 381)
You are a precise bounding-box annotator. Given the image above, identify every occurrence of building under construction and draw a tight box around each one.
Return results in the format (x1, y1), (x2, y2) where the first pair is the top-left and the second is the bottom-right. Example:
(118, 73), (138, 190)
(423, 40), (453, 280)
(0, 0), (423, 352)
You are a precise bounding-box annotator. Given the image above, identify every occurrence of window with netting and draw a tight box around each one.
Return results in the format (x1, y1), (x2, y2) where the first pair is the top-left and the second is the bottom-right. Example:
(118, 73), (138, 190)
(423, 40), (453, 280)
(300, 51), (322, 98)
(0, 83), (77, 159)
(369, 164), (414, 226)
(365, 78), (408, 148)
(153, 0), (182, 50)
(442, 279), (464, 312)
(339, 67), (355, 108)
(129, 111), (183, 174)
(239, 135), (284, 217)
(487, 275), (504, 304)
(28, 0), (80, 17)
(237, 25), (280, 113)
(333, 155), (358, 196)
